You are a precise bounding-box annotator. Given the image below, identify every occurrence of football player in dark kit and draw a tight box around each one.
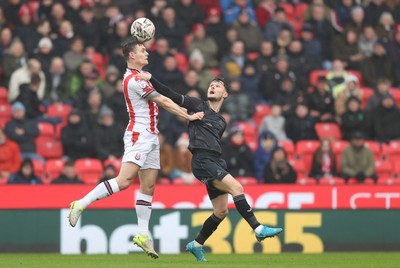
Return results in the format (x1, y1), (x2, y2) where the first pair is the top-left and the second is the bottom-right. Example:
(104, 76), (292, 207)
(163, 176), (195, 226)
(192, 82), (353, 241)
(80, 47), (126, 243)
(139, 72), (282, 262)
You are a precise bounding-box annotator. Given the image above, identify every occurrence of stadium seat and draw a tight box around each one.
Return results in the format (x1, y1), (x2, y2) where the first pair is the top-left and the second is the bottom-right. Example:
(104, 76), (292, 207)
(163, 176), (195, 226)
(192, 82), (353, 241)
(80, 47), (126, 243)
(45, 159), (66, 181)
(332, 140), (349, 171)
(157, 178), (171, 185)
(315, 123), (342, 140)
(54, 122), (66, 140)
(364, 141), (381, 160)
(0, 86), (7, 103)
(319, 177), (345, 185)
(377, 177), (400, 185)
(279, 3), (295, 21)
(290, 159), (306, 178)
(75, 158), (104, 184)
(0, 177), (7, 184)
(47, 103), (73, 124)
(172, 178), (185, 185)
(279, 140), (295, 160)
(347, 178), (375, 185)
(194, 0), (219, 13)
(237, 177), (258, 185)
(374, 160), (392, 179)
(361, 88), (374, 109)
(0, 103), (12, 128)
(294, 3), (308, 21)
(296, 177), (317, 185)
(382, 141), (400, 168)
(37, 122), (55, 139)
(252, 104), (270, 128)
(36, 138), (64, 160)
(32, 159), (45, 179)
(296, 140), (320, 174)
(236, 121), (258, 152)
(309, 70), (328, 85)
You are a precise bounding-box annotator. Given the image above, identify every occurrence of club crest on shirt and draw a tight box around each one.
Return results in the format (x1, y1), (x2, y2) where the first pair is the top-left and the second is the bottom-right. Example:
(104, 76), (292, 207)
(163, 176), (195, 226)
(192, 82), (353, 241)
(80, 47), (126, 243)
(135, 153), (141, 160)
(138, 80), (148, 89)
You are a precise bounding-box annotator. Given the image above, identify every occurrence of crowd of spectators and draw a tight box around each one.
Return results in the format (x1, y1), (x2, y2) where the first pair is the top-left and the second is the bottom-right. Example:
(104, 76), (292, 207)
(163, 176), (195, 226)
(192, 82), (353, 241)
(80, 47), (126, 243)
(1, 0), (400, 185)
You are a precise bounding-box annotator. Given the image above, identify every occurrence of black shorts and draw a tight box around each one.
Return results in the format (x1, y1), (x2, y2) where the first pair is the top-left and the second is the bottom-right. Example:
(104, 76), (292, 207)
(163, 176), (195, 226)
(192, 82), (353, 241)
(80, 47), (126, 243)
(191, 150), (229, 200)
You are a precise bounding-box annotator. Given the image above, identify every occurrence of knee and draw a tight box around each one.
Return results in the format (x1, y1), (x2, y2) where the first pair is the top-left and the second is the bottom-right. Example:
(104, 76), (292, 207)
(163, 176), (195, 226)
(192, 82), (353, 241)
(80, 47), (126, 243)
(214, 208), (228, 220)
(116, 176), (134, 190)
(231, 183), (244, 196)
(140, 182), (155, 196)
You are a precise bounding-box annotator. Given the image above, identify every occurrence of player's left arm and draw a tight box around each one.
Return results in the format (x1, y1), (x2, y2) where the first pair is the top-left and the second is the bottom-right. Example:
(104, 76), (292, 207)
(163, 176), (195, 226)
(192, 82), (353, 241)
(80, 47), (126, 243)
(148, 91), (204, 121)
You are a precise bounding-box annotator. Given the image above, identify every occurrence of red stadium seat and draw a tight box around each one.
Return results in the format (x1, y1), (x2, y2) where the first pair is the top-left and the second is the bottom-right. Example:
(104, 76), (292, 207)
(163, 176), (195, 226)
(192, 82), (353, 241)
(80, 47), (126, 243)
(360, 88), (374, 109)
(236, 121), (258, 152)
(237, 177), (258, 185)
(347, 178), (375, 185)
(45, 159), (66, 181)
(279, 140), (295, 160)
(252, 104), (270, 128)
(195, 0), (219, 13)
(32, 159), (45, 179)
(296, 177), (317, 185)
(55, 122), (66, 140)
(0, 103), (12, 128)
(309, 70), (328, 85)
(75, 158), (104, 184)
(315, 123), (342, 140)
(0, 86), (8, 103)
(279, 3), (295, 21)
(37, 122), (55, 139)
(374, 160), (392, 179)
(172, 178), (185, 185)
(390, 88), (400, 106)
(296, 140), (320, 174)
(294, 3), (308, 21)
(36, 138), (64, 160)
(319, 177), (345, 185)
(364, 141), (381, 160)
(290, 159), (306, 178)
(377, 177), (400, 185)
(47, 103), (73, 123)
(382, 141), (400, 168)
(157, 178), (171, 185)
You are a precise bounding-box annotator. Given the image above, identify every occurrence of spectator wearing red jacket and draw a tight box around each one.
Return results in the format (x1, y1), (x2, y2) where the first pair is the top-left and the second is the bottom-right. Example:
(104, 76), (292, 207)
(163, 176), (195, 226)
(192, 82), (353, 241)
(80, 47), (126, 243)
(0, 127), (21, 179)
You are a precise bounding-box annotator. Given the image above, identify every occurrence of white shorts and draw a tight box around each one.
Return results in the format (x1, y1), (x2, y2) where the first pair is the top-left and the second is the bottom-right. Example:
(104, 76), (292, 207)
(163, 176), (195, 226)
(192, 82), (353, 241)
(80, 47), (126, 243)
(122, 130), (160, 169)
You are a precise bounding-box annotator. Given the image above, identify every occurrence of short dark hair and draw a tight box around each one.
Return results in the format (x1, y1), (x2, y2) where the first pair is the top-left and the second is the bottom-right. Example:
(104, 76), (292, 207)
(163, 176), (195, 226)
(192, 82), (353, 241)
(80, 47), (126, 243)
(212, 77), (230, 94)
(121, 36), (143, 60)
(64, 160), (75, 167)
(30, 74), (41, 86)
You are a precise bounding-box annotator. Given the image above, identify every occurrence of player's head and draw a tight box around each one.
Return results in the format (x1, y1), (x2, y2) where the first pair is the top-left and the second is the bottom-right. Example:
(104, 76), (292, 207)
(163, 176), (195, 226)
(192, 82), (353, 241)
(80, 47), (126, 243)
(121, 37), (148, 67)
(207, 77), (230, 102)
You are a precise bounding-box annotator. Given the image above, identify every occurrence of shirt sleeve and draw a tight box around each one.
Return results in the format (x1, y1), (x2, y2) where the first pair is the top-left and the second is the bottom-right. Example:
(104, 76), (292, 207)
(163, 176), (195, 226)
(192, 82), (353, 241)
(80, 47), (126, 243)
(181, 96), (205, 112)
(129, 77), (155, 99)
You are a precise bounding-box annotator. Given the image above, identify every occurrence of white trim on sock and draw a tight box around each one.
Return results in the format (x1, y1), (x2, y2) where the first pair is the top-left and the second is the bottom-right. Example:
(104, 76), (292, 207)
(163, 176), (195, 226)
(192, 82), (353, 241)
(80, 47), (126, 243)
(254, 225), (263, 235)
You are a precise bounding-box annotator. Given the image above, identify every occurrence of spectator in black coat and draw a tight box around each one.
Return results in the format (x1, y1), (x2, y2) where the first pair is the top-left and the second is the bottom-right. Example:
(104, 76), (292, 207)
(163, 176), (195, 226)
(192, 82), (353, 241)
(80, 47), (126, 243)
(52, 20), (74, 57)
(81, 88), (103, 131)
(155, 7), (187, 52)
(74, 7), (100, 49)
(366, 78), (393, 111)
(174, 0), (204, 34)
(61, 109), (93, 160)
(14, 4), (36, 55)
(300, 23), (322, 66)
(8, 158), (42, 185)
(52, 160), (84, 184)
(145, 38), (170, 77)
(263, 147), (297, 184)
(372, 95), (400, 143)
(204, 7), (229, 61)
(15, 74), (43, 120)
(4, 102), (40, 160)
(307, 76), (335, 122)
(340, 96), (367, 141)
(274, 77), (304, 118)
(255, 41), (276, 75)
(285, 104), (317, 143)
(157, 54), (184, 88)
(93, 105), (124, 161)
(106, 78), (129, 127)
(221, 125), (254, 178)
(364, 0), (390, 27)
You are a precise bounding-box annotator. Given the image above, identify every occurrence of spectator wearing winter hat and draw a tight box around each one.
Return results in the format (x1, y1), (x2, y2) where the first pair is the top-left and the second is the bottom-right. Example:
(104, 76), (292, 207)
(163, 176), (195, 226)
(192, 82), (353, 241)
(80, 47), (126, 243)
(372, 94), (400, 143)
(204, 7), (229, 61)
(61, 109), (93, 160)
(4, 102), (41, 161)
(361, 39), (393, 88)
(221, 125), (254, 178)
(93, 105), (124, 161)
(263, 147), (296, 184)
(33, 37), (55, 78)
(253, 130), (278, 182)
(188, 49), (214, 93)
(335, 74), (363, 121)
(188, 23), (218, 68)
(233, 8), (263, 52)
(14, 4), (35, 55)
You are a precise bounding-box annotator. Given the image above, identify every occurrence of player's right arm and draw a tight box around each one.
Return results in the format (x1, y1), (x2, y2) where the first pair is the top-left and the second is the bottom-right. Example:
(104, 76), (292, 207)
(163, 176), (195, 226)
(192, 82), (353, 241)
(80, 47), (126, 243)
(148, 91), (203, 121)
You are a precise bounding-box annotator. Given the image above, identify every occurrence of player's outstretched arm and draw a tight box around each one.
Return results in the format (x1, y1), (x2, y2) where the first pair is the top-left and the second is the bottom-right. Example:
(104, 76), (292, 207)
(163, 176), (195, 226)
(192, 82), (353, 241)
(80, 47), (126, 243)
(149, 91), (204, 121)
(136, 72), (184, 106)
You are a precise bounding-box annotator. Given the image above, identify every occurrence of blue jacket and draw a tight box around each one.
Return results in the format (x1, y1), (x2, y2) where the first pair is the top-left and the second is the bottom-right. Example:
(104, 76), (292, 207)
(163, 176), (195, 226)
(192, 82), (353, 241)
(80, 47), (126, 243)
(253, 130), (278, 181)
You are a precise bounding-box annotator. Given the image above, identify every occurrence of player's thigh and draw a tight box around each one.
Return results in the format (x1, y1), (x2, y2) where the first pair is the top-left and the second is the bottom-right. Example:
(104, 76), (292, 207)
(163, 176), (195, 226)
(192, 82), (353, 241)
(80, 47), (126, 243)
(211, 193), (229, 219)
(212, 174), (244, 196)
(116, 162), (141, 190)
(138, 168), (158, 195)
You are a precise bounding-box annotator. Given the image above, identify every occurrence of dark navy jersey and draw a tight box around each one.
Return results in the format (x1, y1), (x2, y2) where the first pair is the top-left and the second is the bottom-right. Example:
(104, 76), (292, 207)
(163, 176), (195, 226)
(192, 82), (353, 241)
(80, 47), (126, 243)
(180, 96), (227, 154)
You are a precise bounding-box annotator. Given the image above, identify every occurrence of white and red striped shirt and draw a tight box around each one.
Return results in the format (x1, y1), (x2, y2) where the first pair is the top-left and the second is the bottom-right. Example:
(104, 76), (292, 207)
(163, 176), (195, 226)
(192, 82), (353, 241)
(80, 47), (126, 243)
(123, 69), (159, 134)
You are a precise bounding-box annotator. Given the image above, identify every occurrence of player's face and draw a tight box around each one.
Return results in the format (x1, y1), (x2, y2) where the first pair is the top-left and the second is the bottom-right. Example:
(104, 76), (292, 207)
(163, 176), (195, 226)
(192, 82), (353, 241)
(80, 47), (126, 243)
(132, 44), (149, 66)
(207, 80), (228, 101)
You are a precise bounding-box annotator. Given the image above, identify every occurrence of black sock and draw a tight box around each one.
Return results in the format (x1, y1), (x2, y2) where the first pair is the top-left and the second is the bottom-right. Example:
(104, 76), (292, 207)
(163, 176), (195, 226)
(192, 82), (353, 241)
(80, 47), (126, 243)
(233, 194), (260, 230)
(194, 214), (223, 245)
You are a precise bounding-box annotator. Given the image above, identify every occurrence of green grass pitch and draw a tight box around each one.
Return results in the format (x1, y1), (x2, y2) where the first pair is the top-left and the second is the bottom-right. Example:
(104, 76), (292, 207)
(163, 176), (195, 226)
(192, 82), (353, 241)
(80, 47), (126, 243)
(2, 253), (400, 268)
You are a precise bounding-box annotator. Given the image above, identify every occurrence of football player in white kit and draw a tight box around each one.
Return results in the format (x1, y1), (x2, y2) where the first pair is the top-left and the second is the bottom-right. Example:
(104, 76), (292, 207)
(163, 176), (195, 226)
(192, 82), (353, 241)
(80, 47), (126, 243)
(68, 37), (204, 259)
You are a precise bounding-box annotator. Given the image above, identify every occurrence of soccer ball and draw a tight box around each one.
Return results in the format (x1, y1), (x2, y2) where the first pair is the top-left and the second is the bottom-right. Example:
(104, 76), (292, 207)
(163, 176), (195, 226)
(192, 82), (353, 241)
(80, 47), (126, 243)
(130, 17), (155, 42)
